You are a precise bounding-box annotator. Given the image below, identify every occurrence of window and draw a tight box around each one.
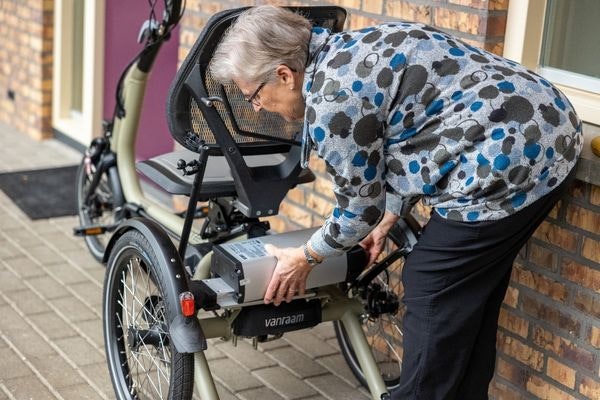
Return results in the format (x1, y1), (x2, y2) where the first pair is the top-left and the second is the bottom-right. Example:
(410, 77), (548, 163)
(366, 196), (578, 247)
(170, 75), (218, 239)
(504, 0), (600, 127)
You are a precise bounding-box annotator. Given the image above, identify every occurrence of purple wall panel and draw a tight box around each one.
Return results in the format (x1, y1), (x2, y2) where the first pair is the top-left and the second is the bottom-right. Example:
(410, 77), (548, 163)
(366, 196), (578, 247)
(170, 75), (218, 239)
(104, 1), (178, 160)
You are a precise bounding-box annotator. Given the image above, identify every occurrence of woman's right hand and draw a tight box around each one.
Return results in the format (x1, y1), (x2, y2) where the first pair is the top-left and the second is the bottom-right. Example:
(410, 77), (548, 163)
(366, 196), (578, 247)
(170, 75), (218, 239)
(359, 211), (400, 266)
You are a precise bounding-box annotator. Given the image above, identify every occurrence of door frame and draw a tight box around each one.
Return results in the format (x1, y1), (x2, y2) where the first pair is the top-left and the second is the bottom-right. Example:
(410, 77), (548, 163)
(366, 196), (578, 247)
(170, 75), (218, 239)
(52, 0), (105, 145)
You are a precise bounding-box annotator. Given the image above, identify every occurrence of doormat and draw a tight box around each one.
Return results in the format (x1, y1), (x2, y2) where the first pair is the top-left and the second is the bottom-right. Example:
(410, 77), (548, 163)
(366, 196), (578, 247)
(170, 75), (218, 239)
(0, 165), (79, 220)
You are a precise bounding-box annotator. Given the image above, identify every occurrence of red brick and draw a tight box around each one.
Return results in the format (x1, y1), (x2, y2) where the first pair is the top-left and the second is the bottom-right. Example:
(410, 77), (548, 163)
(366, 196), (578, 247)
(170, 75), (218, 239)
(513, 264), (567, 302)
(484, 14), (507, 37)
(285, 187), (305, 205)
(532, 326), (596, 371)
(591, 185), (600, 206)
(498, 308), (529, 338)
(521, 295), (580, 336)
(488, 0), (509, 10)
(448, 0), (488, 9)
(495, 357), (530, 389)
(489, 379), (527, 400)
(568, 179), (587, 200)
(305, 193), (334, 217)
(582, 238), (600, 264)
(433, 7), (482, 35)
(497, 332), (544, 371)
(278, 201), (313, 228)
(532, 221), (578, 253)
(308, 155), (327, 174)
(566, 204), (600, 234)
(547, 357), (576, 389)
(589, 325), (600, 349)
(561, 257), (600, 293)
(579, 376), (600, 400)
(385, 1), (432, 24)
(503, 286), (519, 308)
(573, 290), (600, 319)
(362, 0), (383, 14)
(527, 241), (558, 271)
(526, 375), (577, 400)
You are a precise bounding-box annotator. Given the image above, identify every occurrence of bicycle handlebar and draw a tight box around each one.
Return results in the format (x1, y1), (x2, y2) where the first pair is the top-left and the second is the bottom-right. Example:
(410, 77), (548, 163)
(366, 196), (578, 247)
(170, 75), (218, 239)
(163, 0), (183, 28)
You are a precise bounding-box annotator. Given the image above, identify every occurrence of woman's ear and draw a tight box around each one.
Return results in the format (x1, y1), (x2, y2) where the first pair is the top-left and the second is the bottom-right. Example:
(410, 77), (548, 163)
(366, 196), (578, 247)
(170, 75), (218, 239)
(275, 64), (295, 87)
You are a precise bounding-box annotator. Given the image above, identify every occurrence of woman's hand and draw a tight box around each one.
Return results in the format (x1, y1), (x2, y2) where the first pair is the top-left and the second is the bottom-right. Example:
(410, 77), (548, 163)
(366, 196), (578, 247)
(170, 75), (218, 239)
(359, 211), (400, 266)
(263, 244), (313, 306)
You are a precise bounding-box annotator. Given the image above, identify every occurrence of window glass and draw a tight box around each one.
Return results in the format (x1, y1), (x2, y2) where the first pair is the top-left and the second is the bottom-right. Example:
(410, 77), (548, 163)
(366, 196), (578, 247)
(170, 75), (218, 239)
(541, 0), (600, 79)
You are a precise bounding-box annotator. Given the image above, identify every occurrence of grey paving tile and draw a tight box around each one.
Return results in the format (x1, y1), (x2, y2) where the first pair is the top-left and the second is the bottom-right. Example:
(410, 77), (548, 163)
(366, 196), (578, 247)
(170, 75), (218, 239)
(253, 366), (317, 400)
(266, 346), (327, 379)
(205, 339), (228, 361)
(28, 244), (66, 265)
(49, 297), (99, 323)
(255, 337), (290, 352)
(238, 386), (285, 400)
(60, 248), (101, 270)
(53, 336), (104, 366)
(0, 306), (57, 358)
(75, 319), (105, 349)
(3, 255), (46, 279)
(0, 239), (21, 260)
(30, 354), (87, 389)
(215, 340), (278, 371)
(215, 382), (239, 400)
(42, 231), (82, 252)
(0, 347), (32, 379)
(59, 383), (105, 400)
(28, 312), (79, 340)
(45, 262), (90, 285)
(0, 270), (26, 292)
(283, 331), (339, 359)
(316, 353), (361, 388)
(26, 274), (72, 300)
(68, 281), (104, 308)
(2, 375), (55, 399)
(310, 322), (337, 340)
(4, 228), (39, 247)
(305, 374), (369, 400)
(210, 358), (263, 392)
(3, 288), (51, 315)
(80, 362), (113, 398)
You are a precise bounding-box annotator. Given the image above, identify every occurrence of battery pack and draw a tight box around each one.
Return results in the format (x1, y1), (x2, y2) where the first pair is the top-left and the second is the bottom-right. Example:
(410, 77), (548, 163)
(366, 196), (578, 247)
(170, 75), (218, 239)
(211, 228), (367, 303)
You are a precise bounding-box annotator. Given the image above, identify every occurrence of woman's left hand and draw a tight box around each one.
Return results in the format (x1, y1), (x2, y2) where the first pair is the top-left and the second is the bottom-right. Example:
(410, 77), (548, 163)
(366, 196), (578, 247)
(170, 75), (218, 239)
(263, 244), (312, 306)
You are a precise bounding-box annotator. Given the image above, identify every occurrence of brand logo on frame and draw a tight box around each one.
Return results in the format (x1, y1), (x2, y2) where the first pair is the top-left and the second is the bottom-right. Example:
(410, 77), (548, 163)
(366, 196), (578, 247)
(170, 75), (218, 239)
(265, 313), (305, 327)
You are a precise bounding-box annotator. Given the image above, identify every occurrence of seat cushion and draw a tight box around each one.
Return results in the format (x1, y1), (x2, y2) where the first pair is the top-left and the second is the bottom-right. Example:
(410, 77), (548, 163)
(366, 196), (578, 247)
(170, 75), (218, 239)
(136, 149), (315, 198)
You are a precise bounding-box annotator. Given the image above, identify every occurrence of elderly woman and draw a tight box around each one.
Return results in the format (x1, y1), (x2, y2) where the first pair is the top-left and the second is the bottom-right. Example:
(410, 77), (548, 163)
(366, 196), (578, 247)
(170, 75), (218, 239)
(210, 5), (582, 399)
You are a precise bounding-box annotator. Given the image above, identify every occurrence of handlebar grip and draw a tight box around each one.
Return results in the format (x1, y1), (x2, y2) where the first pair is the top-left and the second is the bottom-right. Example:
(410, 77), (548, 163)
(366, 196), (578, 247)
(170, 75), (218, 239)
(164, 0), (183, 27)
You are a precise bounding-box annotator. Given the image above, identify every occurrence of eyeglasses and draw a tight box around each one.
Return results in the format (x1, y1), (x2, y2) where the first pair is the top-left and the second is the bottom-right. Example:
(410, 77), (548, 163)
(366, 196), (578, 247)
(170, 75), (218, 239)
(245, 81), (267, 107)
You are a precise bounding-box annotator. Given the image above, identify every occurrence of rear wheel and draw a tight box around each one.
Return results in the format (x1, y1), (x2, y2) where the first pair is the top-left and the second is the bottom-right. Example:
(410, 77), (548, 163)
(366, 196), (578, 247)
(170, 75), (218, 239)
(103, 230), (194, 400)
(334, 218), (419, 391)
(76, 156), (121, 262)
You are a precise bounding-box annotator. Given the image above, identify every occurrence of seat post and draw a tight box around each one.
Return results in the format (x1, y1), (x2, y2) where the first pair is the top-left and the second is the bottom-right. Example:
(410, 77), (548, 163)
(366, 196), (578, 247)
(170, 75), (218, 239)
(178, 142), (209, 260)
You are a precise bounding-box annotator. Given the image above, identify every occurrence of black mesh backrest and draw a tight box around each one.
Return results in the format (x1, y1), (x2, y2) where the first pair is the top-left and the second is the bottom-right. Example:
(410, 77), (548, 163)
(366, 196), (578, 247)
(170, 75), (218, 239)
(166, 6), (346, 217)
(167, 6), (346, 155)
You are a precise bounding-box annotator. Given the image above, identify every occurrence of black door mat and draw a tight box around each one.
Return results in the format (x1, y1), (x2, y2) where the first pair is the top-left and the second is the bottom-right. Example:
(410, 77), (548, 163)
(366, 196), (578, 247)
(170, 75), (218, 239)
(0, 165), (79, 220)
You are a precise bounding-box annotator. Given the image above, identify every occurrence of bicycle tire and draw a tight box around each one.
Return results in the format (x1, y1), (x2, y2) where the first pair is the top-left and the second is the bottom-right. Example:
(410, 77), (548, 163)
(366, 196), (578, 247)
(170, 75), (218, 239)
(104, 230), (194, 400)
(334, 219), (419, 391)
(76, 157), (119, 262)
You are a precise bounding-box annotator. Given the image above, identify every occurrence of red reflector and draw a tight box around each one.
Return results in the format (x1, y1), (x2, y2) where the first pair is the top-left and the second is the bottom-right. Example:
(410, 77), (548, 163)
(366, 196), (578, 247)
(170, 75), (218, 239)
(179, 291), (195, 317)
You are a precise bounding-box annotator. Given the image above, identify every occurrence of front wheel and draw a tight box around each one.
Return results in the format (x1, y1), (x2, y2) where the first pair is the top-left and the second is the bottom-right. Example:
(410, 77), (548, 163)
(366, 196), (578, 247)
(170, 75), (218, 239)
(76, 154), (122, 262)
(334, 217), (419, 391)
(103, 230), (194, 399)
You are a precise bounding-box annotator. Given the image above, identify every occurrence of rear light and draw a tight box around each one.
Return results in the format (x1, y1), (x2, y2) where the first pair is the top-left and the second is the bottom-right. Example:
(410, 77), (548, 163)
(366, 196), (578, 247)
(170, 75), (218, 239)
(179, 291), (195, 317)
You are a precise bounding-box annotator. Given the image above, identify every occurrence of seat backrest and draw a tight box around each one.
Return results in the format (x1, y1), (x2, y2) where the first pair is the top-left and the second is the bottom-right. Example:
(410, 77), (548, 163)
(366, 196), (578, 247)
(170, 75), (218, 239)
(166, 6), (346, 217)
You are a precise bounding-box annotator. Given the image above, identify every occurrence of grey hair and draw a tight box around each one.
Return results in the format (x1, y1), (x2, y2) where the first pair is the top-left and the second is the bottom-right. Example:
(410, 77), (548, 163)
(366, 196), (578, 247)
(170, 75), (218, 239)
(210, 6), (312, 85)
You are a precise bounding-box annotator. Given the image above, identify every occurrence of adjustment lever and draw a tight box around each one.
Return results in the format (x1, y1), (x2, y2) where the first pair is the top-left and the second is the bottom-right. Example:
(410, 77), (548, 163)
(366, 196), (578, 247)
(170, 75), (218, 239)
(177, 159), (200, 176)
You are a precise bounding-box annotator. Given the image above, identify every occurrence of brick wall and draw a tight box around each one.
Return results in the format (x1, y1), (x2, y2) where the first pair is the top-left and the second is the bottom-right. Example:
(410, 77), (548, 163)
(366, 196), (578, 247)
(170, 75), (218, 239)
(490, 181), (600, 400)
(180, 1), (600, 398)
(0, 0), (53, 140)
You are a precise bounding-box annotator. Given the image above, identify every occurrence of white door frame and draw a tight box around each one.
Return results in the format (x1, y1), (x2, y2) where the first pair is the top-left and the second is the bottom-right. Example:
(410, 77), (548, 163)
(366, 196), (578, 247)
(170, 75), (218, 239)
(52, 0), (105, 145)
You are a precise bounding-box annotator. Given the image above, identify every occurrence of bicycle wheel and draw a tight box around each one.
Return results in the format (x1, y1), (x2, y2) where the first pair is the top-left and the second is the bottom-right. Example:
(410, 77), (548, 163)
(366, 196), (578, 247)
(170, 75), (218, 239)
(76, 156), (121, 262)
(334, 218), (419, 391)
(104, 230), (194, 400)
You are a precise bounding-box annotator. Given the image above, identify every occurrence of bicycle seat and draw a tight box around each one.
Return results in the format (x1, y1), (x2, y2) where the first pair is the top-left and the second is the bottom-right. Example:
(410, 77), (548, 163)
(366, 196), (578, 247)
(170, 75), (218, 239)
(159, 6), (346, 217)
(136, 148), (314, 198)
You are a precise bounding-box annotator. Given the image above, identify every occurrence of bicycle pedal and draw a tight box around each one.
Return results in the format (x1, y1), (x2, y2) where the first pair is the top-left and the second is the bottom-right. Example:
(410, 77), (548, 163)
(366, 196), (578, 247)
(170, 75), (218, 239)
(73, 223), (118, 236)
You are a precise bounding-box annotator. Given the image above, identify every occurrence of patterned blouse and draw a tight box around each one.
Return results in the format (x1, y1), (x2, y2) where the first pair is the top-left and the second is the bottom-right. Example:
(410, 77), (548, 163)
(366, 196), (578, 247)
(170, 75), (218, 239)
(301, 23), (583, 258)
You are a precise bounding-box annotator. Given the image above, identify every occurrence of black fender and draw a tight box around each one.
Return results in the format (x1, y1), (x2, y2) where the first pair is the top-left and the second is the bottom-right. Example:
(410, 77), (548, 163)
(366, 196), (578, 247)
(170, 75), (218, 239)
(104, 217), (207, 353)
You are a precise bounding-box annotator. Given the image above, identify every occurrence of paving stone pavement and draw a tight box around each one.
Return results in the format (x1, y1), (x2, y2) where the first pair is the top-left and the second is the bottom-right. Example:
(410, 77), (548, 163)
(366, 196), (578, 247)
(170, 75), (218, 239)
(0, 124), (370, 400)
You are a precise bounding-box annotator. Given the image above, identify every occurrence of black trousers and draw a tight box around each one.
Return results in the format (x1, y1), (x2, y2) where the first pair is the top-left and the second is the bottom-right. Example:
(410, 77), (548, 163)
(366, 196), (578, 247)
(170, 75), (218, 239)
(393, 174), (573, 400)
